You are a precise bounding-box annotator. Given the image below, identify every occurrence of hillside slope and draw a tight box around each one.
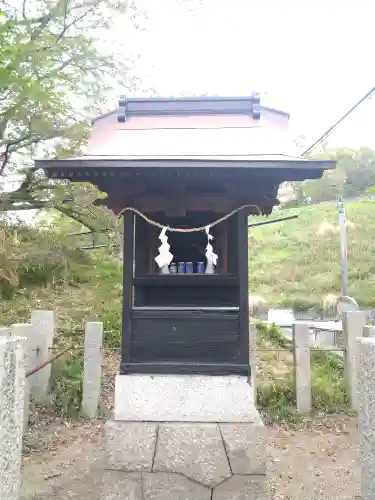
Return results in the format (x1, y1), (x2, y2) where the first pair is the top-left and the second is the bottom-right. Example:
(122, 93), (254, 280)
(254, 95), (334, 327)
(248, 198), (375, 309)
(0, 255), (123, 347)
(1, 198), (374, 332)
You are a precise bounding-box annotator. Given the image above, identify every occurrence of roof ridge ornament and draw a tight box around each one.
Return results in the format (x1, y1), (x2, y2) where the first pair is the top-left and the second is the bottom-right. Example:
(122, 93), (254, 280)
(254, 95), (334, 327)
(118, 95), (128, 122)
(251, 92), (261, 120)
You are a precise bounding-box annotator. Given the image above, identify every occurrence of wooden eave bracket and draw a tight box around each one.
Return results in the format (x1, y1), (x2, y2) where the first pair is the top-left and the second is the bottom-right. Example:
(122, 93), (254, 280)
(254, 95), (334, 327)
(251, 92), (261, 120)
(118, 95), (128, 122)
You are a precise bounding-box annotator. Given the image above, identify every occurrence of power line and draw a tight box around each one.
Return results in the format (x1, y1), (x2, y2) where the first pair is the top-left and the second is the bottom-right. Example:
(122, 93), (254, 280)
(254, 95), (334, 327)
(302, 86), (375, 156)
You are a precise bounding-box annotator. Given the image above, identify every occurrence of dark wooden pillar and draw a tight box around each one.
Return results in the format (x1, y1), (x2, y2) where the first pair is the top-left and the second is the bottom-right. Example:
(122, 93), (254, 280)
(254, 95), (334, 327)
(238, 211), (250, 375)
(121, 211), (135, 371)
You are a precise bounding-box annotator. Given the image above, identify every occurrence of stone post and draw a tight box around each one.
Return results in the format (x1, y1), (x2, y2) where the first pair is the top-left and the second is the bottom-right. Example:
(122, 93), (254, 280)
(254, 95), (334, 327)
(363, 325), (375, 338)
(12, 324), (33, 431)
(0, 337), (26, 500)
(316, 329), (335, 346)
(358, 337), (375, 499)
(342, 311), (367, 410)
(82, 322), (103, 418)
(30, 310), (55, 400)
(292, 322), (311, 414)
(0, 326), (10, 338)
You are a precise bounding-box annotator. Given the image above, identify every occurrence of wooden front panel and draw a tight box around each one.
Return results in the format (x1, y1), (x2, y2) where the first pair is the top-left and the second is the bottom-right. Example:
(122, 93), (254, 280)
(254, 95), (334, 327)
(139, 285), (238, 307)
(131, 310), (240, 364)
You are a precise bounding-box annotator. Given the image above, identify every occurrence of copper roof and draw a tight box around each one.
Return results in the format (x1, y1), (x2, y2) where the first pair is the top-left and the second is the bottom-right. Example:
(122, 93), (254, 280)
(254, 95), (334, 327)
(84, 125), (301, 158)
(36, 95), (335, 176)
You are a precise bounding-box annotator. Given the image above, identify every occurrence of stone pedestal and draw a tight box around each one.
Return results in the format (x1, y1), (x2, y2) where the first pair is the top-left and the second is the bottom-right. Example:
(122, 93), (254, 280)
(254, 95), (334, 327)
(101, 375), (268, 499)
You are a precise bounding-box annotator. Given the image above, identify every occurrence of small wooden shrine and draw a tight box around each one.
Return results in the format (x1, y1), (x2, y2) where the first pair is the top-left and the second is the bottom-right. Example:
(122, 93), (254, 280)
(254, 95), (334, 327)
(37, 95), (335, 377)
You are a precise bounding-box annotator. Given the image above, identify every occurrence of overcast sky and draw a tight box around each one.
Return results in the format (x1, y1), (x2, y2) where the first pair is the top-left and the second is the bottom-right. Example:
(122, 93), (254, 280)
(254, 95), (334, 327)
(110, 0), (375, 149)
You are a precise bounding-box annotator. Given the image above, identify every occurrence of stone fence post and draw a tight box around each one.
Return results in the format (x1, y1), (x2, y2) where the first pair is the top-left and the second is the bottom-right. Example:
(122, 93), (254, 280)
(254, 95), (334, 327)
(82, 322), (103, 418)
(11, 324), (33, 431)
(29, 310), (55, 401)
(0, 337), (26, 500)
(342, 311), (367, 410)
(363, 325), (375, 338)
(0, 326), (10, 338)
(358, 337), (375, 499)
(292, 322), (311, 414)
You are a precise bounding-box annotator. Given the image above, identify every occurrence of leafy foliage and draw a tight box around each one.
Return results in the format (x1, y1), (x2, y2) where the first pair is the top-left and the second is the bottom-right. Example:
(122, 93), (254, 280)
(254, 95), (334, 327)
(0, 219), (92, 297)
(286, 148), (375, 205)
(0, 0), (137, 227)
(256, 321), (288, 348)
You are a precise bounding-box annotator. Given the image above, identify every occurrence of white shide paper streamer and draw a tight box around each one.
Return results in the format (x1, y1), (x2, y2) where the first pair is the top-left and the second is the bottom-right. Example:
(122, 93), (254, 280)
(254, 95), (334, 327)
(155, 227), (173, 268)
(205, 225), (218, 267)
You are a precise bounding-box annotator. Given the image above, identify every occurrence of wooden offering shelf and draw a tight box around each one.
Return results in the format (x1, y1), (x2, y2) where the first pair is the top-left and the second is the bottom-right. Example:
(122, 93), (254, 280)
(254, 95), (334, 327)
(133, 275), (238, 287)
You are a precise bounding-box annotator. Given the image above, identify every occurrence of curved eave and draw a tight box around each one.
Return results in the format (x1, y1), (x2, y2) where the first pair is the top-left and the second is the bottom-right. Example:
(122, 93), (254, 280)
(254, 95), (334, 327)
(37, 156), (335, 171)
(36, 157), (335, 184)
(36, 156), (335, 216)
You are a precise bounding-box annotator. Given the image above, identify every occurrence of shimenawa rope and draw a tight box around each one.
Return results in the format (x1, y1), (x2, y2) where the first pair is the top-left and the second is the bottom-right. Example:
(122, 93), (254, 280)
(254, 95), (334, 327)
(117, 204), (261, 232)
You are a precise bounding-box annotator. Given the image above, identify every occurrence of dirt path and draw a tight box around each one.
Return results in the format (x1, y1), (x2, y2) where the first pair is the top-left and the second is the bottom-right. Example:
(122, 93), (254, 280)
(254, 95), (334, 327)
(267, 415), (360, 499)
(21, 422), (104, 500)
(21, 414), (360, 500)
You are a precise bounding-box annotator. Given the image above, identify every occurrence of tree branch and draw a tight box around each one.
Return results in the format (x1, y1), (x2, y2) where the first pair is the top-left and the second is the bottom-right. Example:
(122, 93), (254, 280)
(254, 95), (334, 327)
(0, 202), (47, 211)
(40, 54), (80, 78)
(28, 0), (71, 41)
(56, 205), (97, 230)
(5, 15), (49, 27)
(1, 126), (67, 162)
(56, 6), (90, 42)
(15, 167), (38, 192)
(22, 0), (28, 19)
(0, 144), (11, 176)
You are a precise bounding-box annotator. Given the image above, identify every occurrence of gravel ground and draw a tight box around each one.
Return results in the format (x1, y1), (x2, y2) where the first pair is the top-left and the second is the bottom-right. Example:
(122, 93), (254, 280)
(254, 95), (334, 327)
(20, 414), (360, 499)
(20, 353), (361, 499)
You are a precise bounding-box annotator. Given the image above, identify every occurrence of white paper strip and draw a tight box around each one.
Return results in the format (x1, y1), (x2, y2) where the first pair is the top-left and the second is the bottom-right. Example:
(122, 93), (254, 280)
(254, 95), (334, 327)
(205, 225), (218, 266)
(155, 227), (173, 268)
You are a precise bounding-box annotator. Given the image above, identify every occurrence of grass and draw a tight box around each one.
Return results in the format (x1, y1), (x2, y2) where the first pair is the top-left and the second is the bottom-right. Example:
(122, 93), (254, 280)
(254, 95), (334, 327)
(0, 251), (123, 346)
(311, 350), (347, 412)
(49, 355), (84, 417)
(256, 323), (347, 424)
(0, 228), (123, 419)
(249, 198), (375, 310)
(1, 249), (124, 420)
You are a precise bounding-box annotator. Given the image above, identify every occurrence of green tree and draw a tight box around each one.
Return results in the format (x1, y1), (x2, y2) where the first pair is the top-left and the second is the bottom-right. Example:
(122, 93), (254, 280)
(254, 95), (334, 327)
(0, 0), (138, 228)
(295, 148), (375, 203)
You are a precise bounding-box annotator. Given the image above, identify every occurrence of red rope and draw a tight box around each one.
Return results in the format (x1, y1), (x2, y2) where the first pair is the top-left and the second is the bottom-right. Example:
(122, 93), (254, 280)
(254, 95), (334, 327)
(26, 343), (77, 378)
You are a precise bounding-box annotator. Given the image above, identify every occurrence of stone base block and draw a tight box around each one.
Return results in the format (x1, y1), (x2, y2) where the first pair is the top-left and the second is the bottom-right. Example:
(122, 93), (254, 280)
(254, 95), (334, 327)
(114, 374), (260, 422)
(101, 471), (267, 500)
(101, 375), (268, 499)
(102, 419), (267, 499)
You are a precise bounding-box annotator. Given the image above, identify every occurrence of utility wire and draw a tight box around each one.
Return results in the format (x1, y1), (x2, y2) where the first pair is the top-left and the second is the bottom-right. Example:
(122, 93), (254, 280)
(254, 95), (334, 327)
(302, 86), (375, 157)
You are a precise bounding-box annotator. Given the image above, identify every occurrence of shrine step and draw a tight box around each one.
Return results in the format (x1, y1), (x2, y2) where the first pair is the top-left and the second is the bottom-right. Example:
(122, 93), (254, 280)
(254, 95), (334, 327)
(100, 374), (268, 499)
(101, 419), (267, 499)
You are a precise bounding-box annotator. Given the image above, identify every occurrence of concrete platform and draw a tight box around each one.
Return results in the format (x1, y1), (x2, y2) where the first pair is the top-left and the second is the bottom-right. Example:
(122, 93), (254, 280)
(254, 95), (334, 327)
(114, 374), (260, 422)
